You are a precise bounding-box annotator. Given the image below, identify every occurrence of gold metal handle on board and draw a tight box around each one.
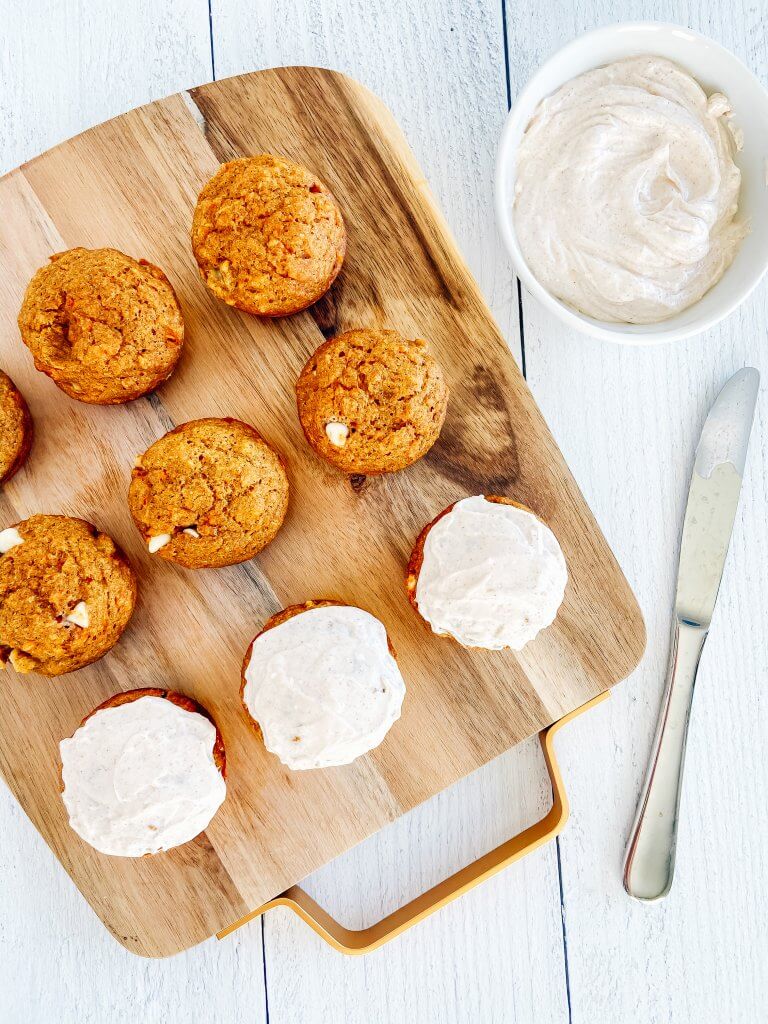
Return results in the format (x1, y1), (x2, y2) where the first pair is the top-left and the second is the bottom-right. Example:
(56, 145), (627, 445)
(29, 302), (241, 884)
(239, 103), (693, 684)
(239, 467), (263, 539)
(217, 690), (608, 955)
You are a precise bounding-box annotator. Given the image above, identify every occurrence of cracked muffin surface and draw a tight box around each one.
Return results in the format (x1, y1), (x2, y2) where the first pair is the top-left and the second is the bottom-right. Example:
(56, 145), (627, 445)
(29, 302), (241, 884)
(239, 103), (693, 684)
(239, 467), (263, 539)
(0, 371), (33, 483)
(191, 154), (346, 317)
(0, 514), (137, 676)
(296, 328), (448, 475)
(18, 248), (184, 404)
(129, 417), (289, 568)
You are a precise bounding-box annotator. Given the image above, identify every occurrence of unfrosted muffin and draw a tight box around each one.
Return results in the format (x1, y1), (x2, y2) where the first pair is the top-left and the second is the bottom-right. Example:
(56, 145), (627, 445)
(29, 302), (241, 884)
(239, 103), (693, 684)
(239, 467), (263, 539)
(191, 154), (346, 317)
(296, 328), (448, 475)
(18, 248), (184, 404)
(0, 514), (137, 675)
(407, 495), (567, 650)
(60, 688), (226, 857)
(241, 600), (406, 770)
(129, 417), (289, 568)
(0, 371), (33, 483)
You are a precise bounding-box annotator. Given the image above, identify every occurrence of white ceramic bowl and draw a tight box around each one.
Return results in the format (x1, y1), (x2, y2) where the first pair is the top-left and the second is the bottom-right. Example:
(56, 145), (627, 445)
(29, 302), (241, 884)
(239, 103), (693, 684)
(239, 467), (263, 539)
(495, 22), (768, 344)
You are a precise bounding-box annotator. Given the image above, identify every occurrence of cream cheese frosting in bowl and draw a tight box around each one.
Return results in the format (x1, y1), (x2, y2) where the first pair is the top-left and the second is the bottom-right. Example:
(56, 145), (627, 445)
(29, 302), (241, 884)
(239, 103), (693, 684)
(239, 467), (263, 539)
(513, 55), (746, 325)
(411, 496), (568, 651)
(496, 23), (768, 343)
(60, 694), (226, 857)
(242, 604), (406, 770)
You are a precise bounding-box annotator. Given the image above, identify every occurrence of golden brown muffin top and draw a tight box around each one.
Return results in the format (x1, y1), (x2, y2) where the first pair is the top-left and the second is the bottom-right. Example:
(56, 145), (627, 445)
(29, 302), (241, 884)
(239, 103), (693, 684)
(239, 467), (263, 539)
(18, 248), (184, 405)
(128, 417), (289, 569)
(191, 154), (346, 317)
(0, 371), (33, 483)
(0, 514), (137, 676)
(296, 328), (448, 475)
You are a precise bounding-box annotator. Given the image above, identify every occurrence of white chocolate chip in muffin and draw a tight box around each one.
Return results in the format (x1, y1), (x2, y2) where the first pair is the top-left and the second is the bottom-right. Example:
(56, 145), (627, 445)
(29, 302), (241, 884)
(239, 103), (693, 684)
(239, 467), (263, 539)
(65, 601), (89, 628)
(209, 260), (232, 289)
(148, 533), (172, 553)
(325, 422), (349, 447)
(8, 648), (36, 673)
(0, 527), (23, 553)
(182, 527), (201, 538)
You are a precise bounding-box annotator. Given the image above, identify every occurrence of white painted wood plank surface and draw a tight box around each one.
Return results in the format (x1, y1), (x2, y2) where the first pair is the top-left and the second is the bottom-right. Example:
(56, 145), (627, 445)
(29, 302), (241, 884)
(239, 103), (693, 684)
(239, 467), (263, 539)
(0, 0), (213, 175)
(506, 3), (768, 1022)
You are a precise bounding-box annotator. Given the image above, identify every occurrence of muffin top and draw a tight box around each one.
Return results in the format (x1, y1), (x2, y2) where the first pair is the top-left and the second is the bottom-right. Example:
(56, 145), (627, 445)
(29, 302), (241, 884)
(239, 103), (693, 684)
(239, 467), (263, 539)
(241, 601), (406, 770)
(18, 247), (184, 404)
(129, 417), (289, 568)
(0, 371), (33, 483)
(191, 154), (346, 317)
(60, 689), (226, 857)
(0, 514), (137, 676)
(407, 495), (568, 651)
(296, 328), (448, 475)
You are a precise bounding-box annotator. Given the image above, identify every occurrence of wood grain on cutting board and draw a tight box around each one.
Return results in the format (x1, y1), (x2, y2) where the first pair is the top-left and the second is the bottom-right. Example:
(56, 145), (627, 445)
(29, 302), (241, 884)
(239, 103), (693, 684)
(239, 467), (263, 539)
(0, 66), (644, 956)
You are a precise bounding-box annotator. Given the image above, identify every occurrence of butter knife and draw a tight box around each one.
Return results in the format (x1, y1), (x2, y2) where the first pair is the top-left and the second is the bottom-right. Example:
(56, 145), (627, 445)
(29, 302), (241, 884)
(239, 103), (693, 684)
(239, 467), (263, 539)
(623, 367), (760, 901)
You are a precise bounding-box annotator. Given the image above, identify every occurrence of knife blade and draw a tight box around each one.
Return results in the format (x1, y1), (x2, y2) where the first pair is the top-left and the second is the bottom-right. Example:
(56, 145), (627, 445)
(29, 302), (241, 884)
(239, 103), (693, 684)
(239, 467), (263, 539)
(676, 367), (760, 629)
(624, 367), (759, 901)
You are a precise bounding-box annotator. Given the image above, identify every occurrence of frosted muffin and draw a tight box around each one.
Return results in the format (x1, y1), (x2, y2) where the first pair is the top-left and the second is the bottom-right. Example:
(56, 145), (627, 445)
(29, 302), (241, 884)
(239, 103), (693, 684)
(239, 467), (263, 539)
(407, 495), (567, 650)
(60, 688), (226, 857)
(18, 248), (184, 404)
(0, 371), (33, 483)
(0, 514), (137, 676)
(192, 154), (346, 317)
(129, 417), (289, 568)
(296, 328), (448, 475)
(241, 600), (406, 769)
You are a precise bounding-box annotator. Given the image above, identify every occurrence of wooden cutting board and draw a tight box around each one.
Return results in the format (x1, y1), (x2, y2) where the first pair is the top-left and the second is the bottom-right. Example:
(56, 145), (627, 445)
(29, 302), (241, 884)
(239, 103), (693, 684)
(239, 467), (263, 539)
(0, 67), (645, 957)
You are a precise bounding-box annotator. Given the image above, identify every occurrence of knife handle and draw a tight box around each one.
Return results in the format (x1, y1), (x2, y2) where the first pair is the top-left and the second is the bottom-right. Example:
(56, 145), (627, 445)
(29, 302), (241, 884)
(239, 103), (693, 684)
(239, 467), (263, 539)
(623, 619), (707, 900)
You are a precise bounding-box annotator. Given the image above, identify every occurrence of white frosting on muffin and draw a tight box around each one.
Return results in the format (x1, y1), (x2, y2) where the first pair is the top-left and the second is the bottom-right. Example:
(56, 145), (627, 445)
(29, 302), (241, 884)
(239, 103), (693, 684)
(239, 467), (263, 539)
(242, 605), (405, 770)
(60, 695), (226, 857)
(414, 496), (567, 650)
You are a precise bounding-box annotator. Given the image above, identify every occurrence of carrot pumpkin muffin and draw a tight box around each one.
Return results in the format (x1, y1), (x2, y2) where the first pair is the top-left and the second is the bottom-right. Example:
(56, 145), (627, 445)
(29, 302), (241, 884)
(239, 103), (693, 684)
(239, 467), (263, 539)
(129, 417), (289, 569)
(18, 247), (184, 404)
(191, 154), (346, 317)
(241, 600), (406, 770)
(0, 371), (33, 483)
(60, 688), (226, 857)
(0, 514), (137, 676)
(407, 495), (568, 651)
(296, 329), (448, 475)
